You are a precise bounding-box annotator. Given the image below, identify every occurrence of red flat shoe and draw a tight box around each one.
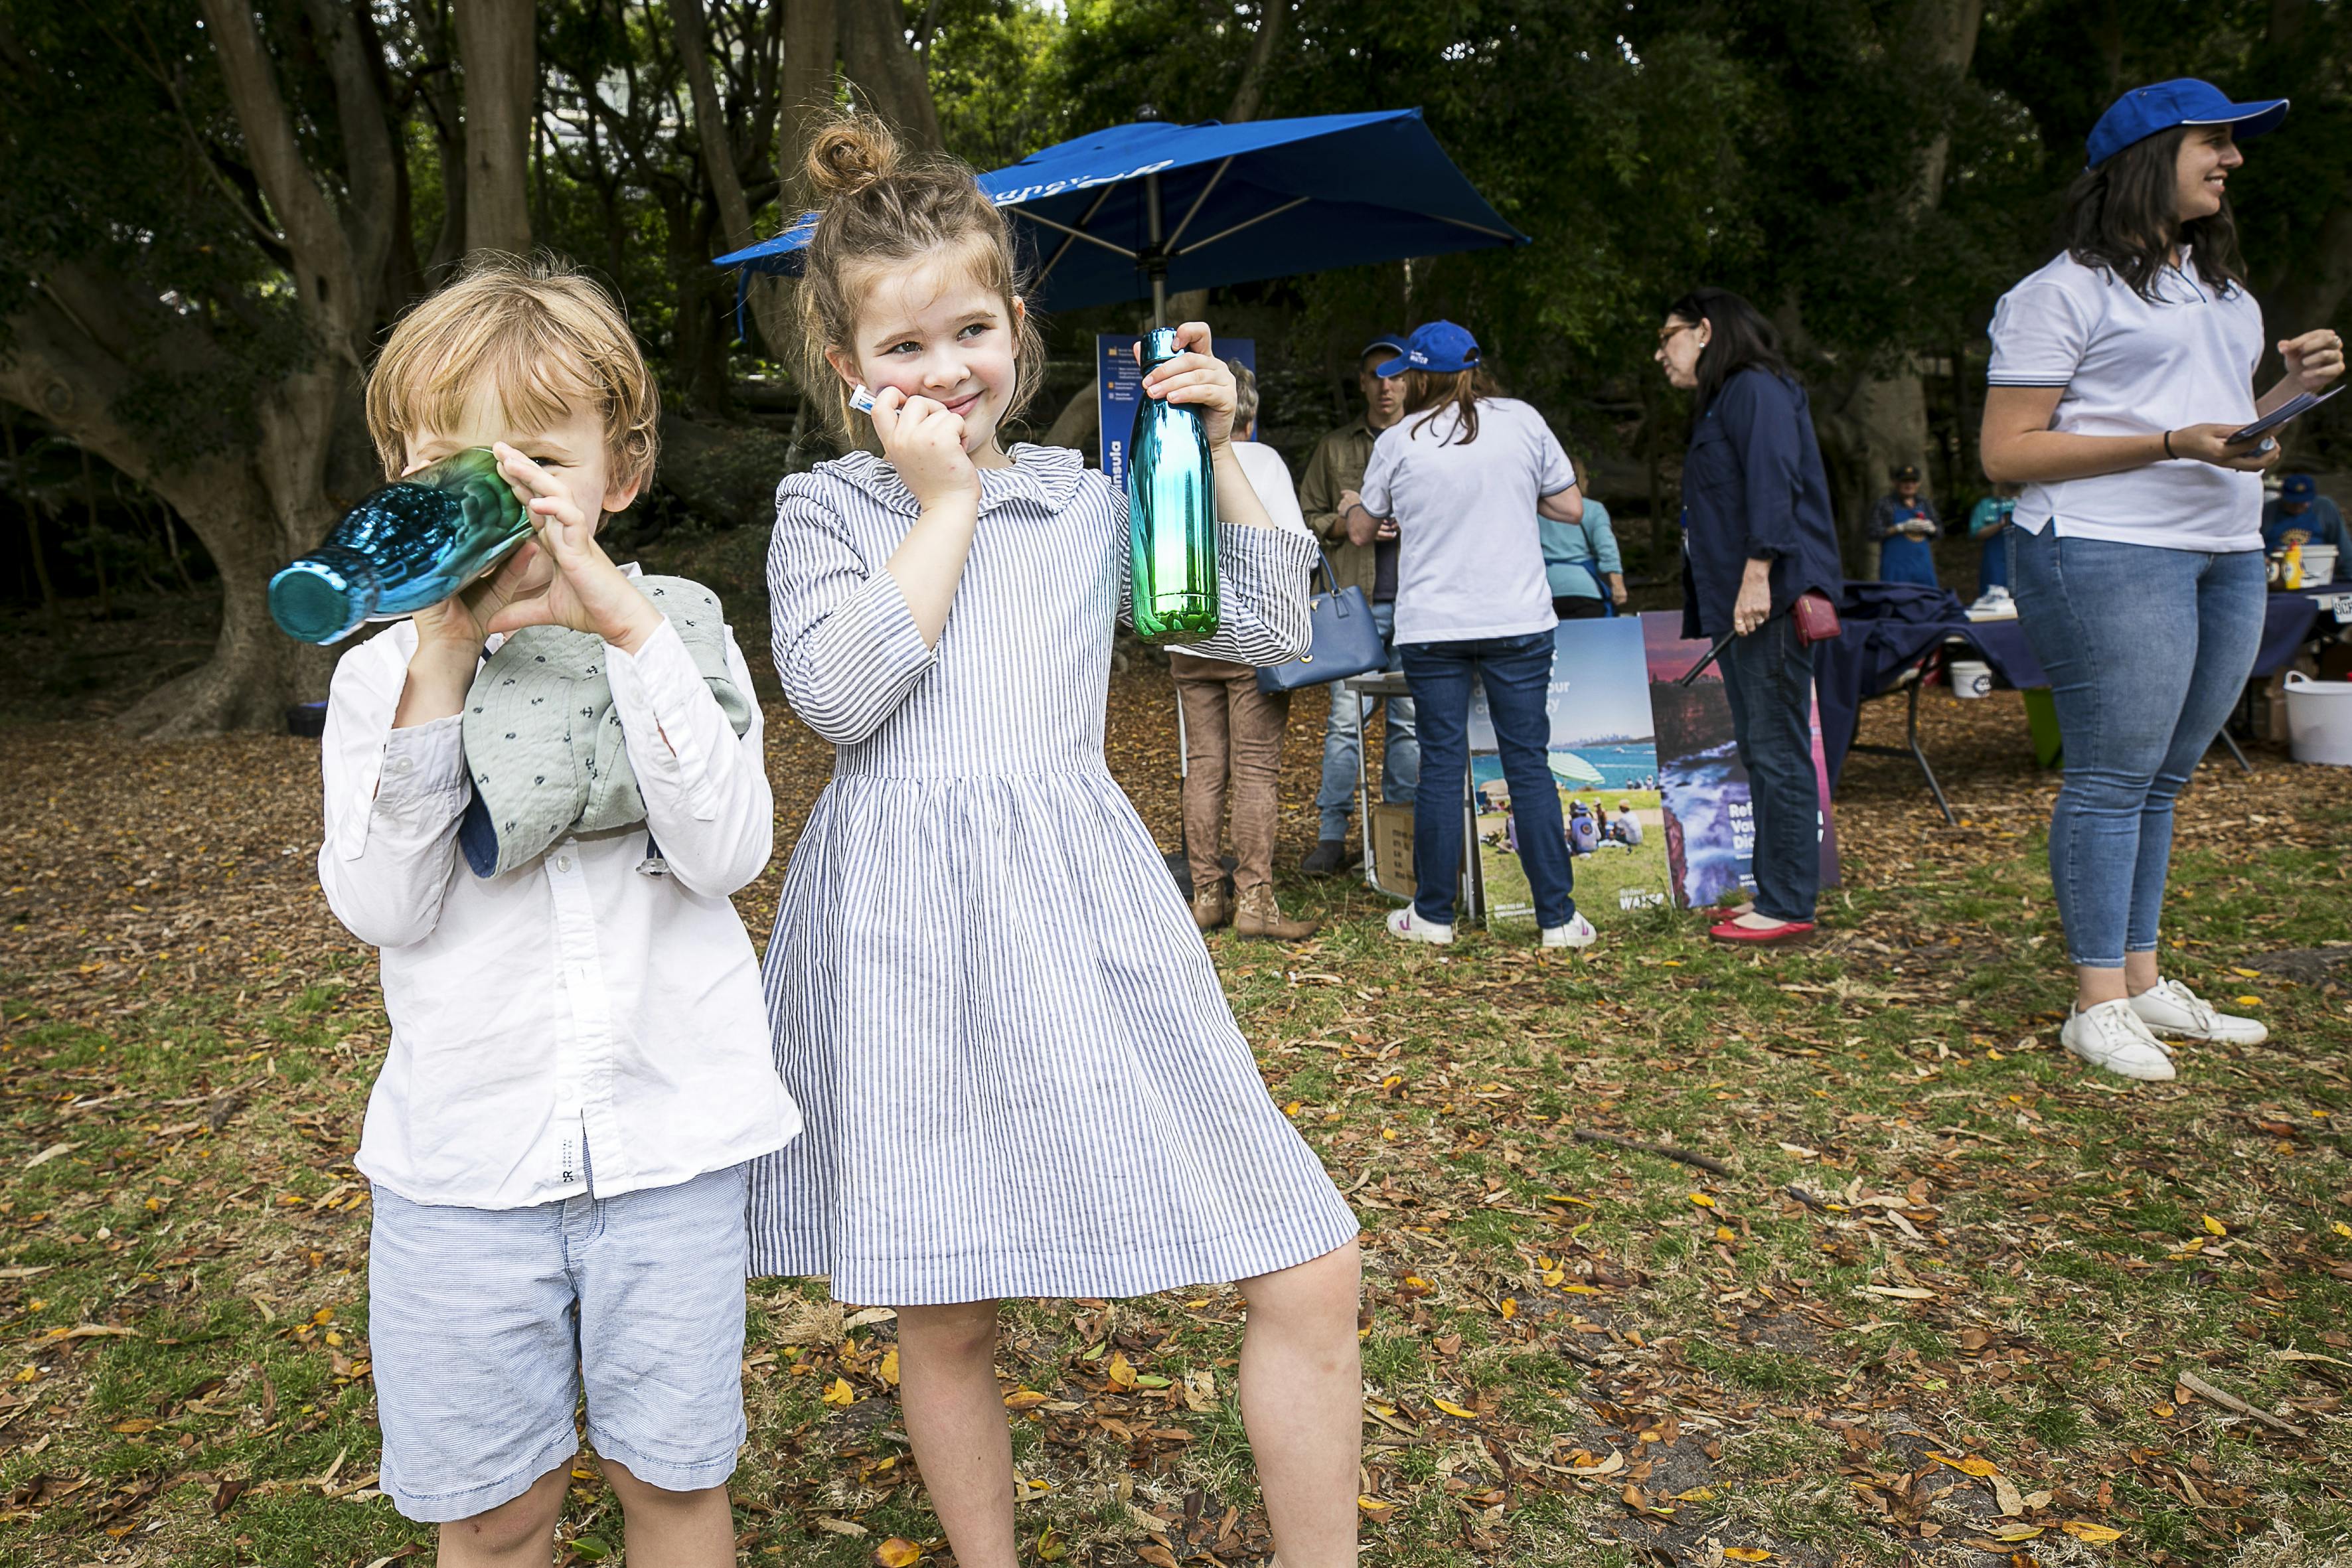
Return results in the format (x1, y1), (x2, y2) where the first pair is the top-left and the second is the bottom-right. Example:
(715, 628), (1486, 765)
(1709, 916), (1816, 945)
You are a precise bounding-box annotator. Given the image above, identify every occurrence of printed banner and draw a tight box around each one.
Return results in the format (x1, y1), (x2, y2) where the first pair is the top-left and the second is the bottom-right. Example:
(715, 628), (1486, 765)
(1640, 611), (1840, 910)
(1465, 616), (1669, 925)
(1097, 335), (1255, 488)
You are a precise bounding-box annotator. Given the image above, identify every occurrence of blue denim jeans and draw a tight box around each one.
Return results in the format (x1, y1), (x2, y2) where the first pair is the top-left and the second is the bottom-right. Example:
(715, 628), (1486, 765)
(1314, 601), (1419, 840)
(2009, 528), (2265, 968)
(1401, 632), (1574, 928)
(1717, 615), (1822, 923)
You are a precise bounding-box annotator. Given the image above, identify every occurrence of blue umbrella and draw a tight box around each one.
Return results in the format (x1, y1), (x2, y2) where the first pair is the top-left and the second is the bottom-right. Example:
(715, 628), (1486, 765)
(716, 108), (1527, 324)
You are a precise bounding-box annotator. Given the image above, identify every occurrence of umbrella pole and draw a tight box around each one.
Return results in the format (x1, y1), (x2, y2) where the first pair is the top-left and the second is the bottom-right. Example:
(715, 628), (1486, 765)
(1146, 171), (1168, 327)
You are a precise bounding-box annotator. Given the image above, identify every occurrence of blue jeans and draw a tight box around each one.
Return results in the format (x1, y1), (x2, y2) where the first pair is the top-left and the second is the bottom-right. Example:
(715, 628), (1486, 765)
(1401, 632), (1574, 928)
(1314, 601), (1419, 840)
(1717, 615), (1821, 923)
(2009, 528), (2264, 968)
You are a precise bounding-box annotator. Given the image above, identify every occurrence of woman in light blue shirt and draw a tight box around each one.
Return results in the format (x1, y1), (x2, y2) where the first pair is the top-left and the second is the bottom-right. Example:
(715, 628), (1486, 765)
(1541, 461), (1626, 618)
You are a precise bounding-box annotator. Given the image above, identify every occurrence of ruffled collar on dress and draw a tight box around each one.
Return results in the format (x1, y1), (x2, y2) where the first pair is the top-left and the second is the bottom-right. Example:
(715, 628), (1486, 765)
(819, 443), (1089, 518)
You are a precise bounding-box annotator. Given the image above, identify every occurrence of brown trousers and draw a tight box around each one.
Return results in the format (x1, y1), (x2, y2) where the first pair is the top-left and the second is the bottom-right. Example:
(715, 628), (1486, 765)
(1169, 652), (1292, 895)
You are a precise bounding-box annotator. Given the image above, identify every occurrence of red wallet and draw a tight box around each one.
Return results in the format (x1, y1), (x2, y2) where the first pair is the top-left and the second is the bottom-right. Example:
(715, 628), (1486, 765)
(1791, 589), (1842, 646)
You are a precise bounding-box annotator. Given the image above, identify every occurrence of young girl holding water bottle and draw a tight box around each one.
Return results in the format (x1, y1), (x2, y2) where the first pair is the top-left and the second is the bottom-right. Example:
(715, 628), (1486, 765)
(748, 116), (1364, 1568)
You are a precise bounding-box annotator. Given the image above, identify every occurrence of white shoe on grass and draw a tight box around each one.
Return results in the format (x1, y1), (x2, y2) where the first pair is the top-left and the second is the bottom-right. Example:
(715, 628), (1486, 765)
(2061, 999), (2176, 1081)
(1541, 913), (1598, 949)
(2130, 979), (2267, 1046)
(1385, 907), (1454, 945)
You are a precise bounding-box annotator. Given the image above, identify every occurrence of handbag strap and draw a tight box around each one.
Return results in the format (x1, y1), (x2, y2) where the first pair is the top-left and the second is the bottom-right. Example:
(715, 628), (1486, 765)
(1312, 549), (1340, 597)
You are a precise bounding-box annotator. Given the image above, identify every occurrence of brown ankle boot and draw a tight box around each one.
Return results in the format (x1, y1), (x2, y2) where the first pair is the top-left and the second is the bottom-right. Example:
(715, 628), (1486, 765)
(1192, 886), (1229, 931)
(1233, 884), (1318, 940)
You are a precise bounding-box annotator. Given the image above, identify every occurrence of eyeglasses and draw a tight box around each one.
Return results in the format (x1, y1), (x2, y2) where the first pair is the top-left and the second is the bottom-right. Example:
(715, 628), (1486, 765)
(1657, 321), (1697, 349)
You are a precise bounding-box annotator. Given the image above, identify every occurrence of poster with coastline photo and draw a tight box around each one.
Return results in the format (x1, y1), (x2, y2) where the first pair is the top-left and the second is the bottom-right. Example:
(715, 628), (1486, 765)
(1465, 616), (1670, 926)
(1639, 611), (1840, 910)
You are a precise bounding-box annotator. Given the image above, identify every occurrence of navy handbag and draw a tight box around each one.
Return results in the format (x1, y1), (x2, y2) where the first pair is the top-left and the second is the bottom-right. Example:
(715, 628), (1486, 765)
(1257, 552), (1389, 693)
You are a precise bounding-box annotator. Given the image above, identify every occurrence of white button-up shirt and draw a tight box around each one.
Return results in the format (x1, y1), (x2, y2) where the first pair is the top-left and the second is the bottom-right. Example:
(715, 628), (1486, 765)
(319, 603), (800, 1210)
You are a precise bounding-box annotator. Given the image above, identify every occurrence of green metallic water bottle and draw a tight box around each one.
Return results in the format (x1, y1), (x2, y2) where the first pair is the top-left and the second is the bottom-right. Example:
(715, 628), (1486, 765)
(268, 447), (532, 644)
(1127, 327), (1221, 645)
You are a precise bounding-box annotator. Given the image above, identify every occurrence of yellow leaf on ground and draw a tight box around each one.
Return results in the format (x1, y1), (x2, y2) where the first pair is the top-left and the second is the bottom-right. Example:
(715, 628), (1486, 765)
(1541, 1193), (1594, 1208)
(2335, 1222), (2352, 1239)
(1431, 1397), (1479, 1420)
(1107, 1351), (1137, 1389)
(1689, 1192), (1717, 1208)
(1035, 1526), (1067, 1561)
(1725, 1551), (1773, 1563)
(1986, 1523), (2044, 1542)
(1498, 1298), (1517, 1319)
(2062, 1522), (2124, 1544)
(2234, 995), (2264, 1007)
(2231, 967), (2262, 978)
(1003, 1389), (1050, 1409)
(1927, 1450), (2000, 1478)
(879, 1346), (900, 1387)
(1357, 1496), (1395, 1514)
(2203, 1215), (2227, 1236)
(874, 1539), (922, 1567)
(821, 1377), (855, 1407)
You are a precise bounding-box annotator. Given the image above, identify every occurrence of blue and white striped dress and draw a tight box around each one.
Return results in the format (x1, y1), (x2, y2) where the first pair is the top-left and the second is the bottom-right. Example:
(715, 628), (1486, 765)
(745, 443), (1361, 1304)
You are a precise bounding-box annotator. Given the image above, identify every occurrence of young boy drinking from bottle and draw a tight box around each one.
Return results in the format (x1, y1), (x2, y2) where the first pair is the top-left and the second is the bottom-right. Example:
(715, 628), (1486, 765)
(317, 256), (797, 1566)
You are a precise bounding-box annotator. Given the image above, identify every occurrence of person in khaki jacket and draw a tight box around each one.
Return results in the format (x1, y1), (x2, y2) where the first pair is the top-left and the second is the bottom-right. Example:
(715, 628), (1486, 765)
(1296, 335), (1420, 874)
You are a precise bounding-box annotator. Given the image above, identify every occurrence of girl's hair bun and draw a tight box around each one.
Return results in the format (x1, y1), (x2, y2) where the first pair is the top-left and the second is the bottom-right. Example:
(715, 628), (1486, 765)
(807, 116), (901, 200)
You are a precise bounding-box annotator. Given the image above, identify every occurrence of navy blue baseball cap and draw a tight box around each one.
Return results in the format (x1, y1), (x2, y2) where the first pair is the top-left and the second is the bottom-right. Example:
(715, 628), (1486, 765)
(1362, 333), (1407, 362)
(1377, 320), (1481, 377)
(2086, 78), (2288, 169)
(2282, 473), (2317, 500)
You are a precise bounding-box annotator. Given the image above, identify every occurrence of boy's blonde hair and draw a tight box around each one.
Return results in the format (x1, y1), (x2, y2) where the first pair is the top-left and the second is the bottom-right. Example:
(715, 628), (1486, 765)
(795, 114), (1046, 443)
(365, 254), (660, 487)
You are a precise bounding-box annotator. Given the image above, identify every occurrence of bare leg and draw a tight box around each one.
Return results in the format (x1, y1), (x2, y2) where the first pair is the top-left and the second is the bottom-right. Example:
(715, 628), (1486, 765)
(436, 1463), (567, 1568)
(2076, 963), (2129, 1009)
(2122, 950), (2161, 998)
(896, 1300), (1016, 1568)
(603, 1460), (734, 1568)
(1235, 1239), (1362, 1568)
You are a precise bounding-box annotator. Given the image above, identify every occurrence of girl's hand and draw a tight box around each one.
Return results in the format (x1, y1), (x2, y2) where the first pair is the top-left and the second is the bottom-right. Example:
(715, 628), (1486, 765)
(1138, 322), (1238, 448)
(2169, 423), (2282, 472)
(481, 443), (663, 651)
(869, 387), (980, 513)
(2280, 329), (2345, 395)
(1608, 572), (1628, 607)
(1732, 560), (1772, 636)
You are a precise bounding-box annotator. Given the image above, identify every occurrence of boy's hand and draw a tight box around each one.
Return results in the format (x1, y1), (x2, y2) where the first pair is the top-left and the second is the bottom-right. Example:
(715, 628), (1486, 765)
(869, 388), (980, 514)
(1138, 322), (1238, 449)
(481, 443), (663, 653)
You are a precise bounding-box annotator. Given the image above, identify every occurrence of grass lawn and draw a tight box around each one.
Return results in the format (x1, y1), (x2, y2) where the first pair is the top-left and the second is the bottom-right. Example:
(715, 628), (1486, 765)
(4, 565), (2350, 1566)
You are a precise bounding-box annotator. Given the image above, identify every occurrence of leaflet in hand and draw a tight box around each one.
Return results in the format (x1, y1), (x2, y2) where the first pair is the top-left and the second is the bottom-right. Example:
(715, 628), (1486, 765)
(2227, 386), (2341, 447)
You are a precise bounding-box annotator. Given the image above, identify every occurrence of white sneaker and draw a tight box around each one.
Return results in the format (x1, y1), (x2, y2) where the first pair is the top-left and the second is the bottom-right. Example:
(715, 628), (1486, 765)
(1541, 913), (1598, 949)
(2061, 999), (2177, 1081)
(1385, 906), (1454, 945)
(2130, 979), (2268, 1046)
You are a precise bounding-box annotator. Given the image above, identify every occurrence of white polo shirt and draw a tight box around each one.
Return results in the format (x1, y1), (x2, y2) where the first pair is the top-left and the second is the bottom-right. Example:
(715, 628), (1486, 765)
(1986, 249), (2265, 552)
(1360, 396), (1573, 645)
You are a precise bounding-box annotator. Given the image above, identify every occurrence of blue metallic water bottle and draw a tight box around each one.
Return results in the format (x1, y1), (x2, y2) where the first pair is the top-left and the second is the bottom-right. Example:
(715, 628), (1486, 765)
(1127, 328), (1221, 645)
(268, 447), (531, 644)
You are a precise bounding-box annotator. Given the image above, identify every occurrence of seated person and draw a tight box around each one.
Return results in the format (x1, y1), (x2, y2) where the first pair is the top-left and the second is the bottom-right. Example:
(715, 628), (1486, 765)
(2263, 474), (2351, 582)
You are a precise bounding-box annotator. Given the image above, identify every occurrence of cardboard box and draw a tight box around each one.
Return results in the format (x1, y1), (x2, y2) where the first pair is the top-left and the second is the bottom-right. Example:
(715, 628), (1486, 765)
(1369, 803), (1416, 902)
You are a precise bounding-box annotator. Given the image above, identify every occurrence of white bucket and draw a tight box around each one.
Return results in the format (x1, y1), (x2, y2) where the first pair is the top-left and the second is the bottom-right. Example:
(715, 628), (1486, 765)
(1948, 658), (1994, 699)
(2284, 670), (2352, 765)
(2303, 544), (2339, 586)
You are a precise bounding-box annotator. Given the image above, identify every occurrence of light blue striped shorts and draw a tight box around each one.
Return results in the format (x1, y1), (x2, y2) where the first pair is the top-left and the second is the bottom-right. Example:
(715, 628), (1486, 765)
(366, 1157), (750, 1523)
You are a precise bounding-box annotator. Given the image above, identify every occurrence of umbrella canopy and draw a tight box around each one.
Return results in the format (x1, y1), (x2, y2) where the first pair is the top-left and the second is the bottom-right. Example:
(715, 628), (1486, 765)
(1547, 751), (1605, 789)
(716, 108), (1527, 323)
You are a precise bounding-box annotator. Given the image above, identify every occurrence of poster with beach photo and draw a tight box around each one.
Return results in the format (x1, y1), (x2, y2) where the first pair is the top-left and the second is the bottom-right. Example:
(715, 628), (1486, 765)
(1465, 616), (1670, 926)
(1639, 611), (1840, 910)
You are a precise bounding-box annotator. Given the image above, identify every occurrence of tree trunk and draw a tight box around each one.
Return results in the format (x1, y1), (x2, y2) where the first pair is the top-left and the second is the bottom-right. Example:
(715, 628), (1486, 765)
(455, 0), (536, 257)
(675, 0), (793, 356)
(836, 0), (941, 153)
(779, 0), (844, 212)
(1225, 0), (1290, 124)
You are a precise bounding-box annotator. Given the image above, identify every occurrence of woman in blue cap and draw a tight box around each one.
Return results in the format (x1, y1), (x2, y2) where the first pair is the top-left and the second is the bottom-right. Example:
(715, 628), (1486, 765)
(1343, 321), (1593, 949)
(1981, 78), (2343, 1081)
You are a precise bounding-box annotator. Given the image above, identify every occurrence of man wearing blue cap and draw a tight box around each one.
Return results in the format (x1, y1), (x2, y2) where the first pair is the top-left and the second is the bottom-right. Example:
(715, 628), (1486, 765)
(1296, 335), (1419, 876)
(1981, 76), (2343, 1083)
(2262, 474), (2350, 581)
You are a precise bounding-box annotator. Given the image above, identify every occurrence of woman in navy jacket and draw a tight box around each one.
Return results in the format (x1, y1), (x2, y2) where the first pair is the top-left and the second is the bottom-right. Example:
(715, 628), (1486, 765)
(1658, 287), (1843, 943)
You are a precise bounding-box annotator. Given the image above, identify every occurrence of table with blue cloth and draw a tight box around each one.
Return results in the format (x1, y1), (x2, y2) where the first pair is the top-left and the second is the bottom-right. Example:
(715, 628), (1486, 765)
(1815, 582), (2347, 821)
